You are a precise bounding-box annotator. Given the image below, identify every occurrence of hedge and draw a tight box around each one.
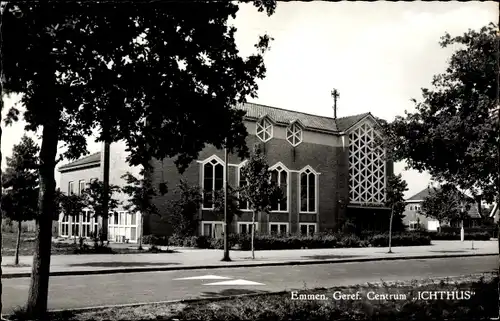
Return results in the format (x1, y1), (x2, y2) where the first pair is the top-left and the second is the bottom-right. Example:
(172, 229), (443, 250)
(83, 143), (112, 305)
(430, 231), (491, 241)
(143, 232), (431, 250)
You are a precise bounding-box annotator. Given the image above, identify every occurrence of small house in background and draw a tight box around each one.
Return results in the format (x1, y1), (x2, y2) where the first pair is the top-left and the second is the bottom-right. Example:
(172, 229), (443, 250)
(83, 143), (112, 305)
(56, 140), (143, 243)
(403, 187), (441, 231)
(403, 186), (484, 231)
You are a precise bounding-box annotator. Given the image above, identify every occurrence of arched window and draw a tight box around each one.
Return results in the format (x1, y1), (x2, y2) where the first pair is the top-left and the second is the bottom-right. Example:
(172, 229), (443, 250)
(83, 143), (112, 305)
(202, 156), (224, 209)
(237, 162), (250, 211)
(270, 163), (289, 212)
(256, 118), (273, 142)
(286, 123), (303, 146)
(300, 167), (318, 213)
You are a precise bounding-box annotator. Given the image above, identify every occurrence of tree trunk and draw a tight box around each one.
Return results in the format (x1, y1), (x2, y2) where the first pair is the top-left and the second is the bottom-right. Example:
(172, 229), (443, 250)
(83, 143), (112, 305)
(498, 215), (500, 319)
(101, 141), (110, 245)
(25, 116), (60, 318)
(15, 220), (22, 265)
(0, 4), (5, 315)
(138, 214), (143, 250)
(388, 207), (394, 253)
(0, 122), (3, 319)
(251, 211), (255, 259)
(222, 146), (230, 261)
(73, 220), (77, 244)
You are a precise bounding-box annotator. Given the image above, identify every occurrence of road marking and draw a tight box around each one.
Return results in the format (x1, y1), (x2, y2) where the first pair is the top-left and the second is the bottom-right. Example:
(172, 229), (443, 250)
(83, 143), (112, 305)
(204, 279), (265, 286)
(173, 275), (232, 280)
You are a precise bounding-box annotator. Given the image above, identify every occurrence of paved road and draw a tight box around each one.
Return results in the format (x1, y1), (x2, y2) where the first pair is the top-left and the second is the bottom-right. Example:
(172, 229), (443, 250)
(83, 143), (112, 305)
(2, 256), (496, 314)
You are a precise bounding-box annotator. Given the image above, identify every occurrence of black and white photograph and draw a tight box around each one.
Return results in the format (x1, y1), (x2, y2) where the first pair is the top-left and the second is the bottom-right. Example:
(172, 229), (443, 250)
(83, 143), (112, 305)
(0, 1), (498, 320)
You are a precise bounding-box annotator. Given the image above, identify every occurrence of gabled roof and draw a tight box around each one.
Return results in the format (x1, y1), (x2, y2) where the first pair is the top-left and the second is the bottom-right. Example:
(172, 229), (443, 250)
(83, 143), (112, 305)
(58, 152), (101, 172)
(236, 102), (385, 135)
(335, 112), (372, 131)
(407, 187), (434, 201)
(467, 203), (482, 219)
(236, 102), (339, 133)
(407, 186), (482, 219)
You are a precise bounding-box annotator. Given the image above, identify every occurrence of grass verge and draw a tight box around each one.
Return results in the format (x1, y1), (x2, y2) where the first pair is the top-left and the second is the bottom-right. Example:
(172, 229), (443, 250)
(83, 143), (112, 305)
(8, 272), (498, 321)
(1, 232), (176, 257)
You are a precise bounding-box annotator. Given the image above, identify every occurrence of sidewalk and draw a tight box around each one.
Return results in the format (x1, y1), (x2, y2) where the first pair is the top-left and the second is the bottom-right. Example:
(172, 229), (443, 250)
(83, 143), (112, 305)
(1, 240), (497, 278)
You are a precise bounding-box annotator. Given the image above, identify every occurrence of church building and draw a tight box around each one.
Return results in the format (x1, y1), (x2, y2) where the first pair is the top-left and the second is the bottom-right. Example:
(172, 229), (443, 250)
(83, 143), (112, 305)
(146, 101), (393, 238)
(55, 99), (392, 242)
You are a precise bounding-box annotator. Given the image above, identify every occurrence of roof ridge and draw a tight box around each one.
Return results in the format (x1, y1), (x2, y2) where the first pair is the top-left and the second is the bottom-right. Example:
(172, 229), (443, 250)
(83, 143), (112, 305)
(243, 102), (336, 120)
(335, 112), (371, 120)
(59, 151), (101, 169)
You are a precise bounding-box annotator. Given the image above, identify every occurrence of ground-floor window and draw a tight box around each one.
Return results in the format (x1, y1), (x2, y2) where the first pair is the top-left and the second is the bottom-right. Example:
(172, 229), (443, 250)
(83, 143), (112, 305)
(269, 222), (288, 235)
(408, 221), (418, 231)
(59, 210), (98, 239)
(238, 222), (258, 234)
(299, 223), (316, 236)
(201, 221), (224, 238)
(60, 215), (70, 236)
(71, 214), (80, 237)
(108, 211), (139, 243)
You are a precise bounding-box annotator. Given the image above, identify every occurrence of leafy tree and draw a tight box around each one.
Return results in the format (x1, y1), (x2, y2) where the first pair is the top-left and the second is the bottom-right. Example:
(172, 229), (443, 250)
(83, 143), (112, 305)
(239, 144), (283, 259)
(387, 23), (498, 204)
(1, 135), (40, 265)
(212, 186), (243, 225)
(2, 1), (275, 316)
(121, 167), (165, 250)
(81, 180), (121, 244)
(385, 174), (408, 253)
(421, 184), (472, 231)
(168, 180), (203, 238)
(385, 24), (498, 314)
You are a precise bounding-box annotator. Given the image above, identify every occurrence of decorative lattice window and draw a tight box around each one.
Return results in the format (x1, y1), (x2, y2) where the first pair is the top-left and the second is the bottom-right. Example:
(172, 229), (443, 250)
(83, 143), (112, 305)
(348, 121), (386, 204)
(256, 118), (273, 142)
(270, 164), (288, 212)
(300, 168), (317, 213)
(286, 123), (302, 146)
(202, 157), (224, 209)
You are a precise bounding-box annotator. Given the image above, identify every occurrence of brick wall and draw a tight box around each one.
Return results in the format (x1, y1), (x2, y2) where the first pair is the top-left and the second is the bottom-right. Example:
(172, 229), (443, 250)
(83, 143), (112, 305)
(148, 120), (349, 237)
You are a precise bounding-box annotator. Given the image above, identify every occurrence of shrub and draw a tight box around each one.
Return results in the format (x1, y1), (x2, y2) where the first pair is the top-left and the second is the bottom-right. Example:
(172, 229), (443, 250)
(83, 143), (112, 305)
(143, 231), (431, 251)
(367, 232), (431, 247)
(431, 231), (490, 241)
(194, 235), (212, 249)
(142, 234), (169, 246)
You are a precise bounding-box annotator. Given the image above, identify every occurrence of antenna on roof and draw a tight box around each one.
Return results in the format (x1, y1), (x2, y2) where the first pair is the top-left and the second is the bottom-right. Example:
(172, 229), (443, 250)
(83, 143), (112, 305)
(331, 88), (339, 120)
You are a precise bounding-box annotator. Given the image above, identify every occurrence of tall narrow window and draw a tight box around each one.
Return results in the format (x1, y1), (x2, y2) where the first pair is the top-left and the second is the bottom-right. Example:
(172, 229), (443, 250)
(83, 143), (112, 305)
(286, 123), (303, 146)
(203, 158), (224, 209)
(256, 118), (273, 142)
(270, 165), (288, 212)
(68, 181), (74, 195)
(300, 168), (317, 213)
(79, 180), (86, 195)
(238, 167), (250, 210)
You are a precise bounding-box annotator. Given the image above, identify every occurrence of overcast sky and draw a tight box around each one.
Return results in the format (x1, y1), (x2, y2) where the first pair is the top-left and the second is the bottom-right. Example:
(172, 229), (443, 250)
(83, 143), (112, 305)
(1, 1), (497, 198)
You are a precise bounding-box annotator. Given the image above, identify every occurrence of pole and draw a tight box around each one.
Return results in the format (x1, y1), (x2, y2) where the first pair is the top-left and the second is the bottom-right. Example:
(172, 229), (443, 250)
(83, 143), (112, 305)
(388, 206), (393, 253)
(222, 146), (230, 261)
(461, 219), (464, 242)
(101, 141), (110, 245)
